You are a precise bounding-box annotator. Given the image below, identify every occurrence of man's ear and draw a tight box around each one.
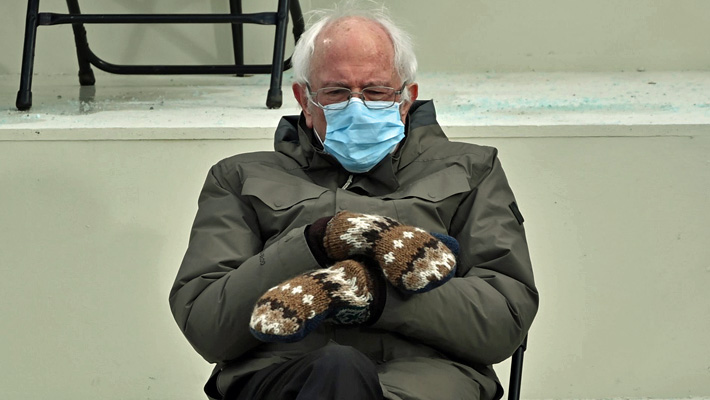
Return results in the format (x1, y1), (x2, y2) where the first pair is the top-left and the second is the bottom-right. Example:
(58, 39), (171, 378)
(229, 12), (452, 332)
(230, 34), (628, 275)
(292, 83), (313, 128)
(400, 83), (419, 121)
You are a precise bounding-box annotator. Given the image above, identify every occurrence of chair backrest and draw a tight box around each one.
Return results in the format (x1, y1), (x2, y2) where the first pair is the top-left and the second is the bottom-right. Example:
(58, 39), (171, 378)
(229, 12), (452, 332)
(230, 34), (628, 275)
(507, 335), (528, 400)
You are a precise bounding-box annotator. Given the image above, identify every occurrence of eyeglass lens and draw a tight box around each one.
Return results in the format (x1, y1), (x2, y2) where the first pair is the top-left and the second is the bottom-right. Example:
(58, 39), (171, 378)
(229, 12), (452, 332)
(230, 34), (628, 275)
(317, 87), (396, 107)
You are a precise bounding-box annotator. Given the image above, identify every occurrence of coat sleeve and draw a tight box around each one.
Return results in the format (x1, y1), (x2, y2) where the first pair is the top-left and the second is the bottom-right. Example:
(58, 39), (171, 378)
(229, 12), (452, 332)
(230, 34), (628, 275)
(168, 163), (321, 364)
(371, 154), (539, 366)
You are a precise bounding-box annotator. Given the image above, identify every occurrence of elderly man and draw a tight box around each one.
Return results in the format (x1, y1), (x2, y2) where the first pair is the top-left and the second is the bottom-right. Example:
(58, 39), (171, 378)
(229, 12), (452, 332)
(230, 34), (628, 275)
(169, 3), (538, 400)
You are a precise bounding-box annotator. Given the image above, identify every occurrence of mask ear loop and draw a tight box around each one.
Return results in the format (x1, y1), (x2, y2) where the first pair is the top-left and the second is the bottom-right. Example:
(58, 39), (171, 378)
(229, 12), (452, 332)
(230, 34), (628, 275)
(313, 128), (326, 149)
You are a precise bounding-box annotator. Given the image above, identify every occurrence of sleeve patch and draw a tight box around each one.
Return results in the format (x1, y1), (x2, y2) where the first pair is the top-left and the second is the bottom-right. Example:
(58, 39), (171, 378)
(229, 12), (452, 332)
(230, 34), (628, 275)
(509, 202), (524, 225)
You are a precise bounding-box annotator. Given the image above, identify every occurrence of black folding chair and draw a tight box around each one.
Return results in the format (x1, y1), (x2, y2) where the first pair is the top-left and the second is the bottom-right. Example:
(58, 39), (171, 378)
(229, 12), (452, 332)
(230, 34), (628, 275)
(16, 0), (304, 111)
(507, 335), (528, 400)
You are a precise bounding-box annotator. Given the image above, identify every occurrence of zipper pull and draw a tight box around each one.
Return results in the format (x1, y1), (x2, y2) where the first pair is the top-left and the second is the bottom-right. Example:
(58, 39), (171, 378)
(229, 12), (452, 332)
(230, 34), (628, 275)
(341, 174), (353, 190)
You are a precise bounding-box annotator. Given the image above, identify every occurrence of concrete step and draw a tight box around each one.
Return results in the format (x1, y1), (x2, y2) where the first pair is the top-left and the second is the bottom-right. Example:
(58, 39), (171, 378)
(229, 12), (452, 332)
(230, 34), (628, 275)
(2, 71), (709, 141)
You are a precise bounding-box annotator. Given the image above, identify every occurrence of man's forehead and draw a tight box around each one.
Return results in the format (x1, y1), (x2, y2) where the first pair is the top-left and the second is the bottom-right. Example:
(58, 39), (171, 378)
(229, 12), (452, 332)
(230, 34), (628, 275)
(323, 16), (388, 36)
(314, 17), (393, 56)
(310, 17), (397, 86)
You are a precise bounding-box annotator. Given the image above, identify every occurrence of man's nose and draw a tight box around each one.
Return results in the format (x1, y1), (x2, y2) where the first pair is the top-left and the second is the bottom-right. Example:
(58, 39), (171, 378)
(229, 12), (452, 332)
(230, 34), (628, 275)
(350, 90), (365, 100)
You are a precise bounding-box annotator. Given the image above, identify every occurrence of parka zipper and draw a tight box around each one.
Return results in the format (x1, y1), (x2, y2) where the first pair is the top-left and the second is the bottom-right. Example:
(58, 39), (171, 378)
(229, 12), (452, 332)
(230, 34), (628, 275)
(341, 174), (353, 190)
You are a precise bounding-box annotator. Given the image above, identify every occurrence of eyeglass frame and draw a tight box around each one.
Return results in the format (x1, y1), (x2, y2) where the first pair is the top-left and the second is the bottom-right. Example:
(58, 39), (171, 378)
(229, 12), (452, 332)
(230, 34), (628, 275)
(305, 82), (408, 110)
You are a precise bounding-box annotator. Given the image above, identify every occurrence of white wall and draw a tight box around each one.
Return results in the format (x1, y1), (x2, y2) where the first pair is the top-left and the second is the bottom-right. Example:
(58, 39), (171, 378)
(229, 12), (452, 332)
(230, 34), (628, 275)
(2, 0), (709, 76)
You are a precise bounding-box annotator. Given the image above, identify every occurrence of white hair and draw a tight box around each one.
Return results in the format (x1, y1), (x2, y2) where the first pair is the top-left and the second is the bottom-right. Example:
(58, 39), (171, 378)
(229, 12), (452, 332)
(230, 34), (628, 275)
(291, 0), (418, 98)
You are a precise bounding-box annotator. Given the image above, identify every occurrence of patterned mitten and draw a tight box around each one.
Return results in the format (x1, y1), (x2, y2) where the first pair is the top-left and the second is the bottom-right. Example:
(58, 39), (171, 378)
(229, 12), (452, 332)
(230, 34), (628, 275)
(249, 259), (382, 343)
(318, 211), (458, 294)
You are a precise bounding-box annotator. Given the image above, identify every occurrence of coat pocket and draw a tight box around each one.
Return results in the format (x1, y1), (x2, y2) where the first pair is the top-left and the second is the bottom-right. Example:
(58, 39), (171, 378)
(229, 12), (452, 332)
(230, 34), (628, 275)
(384, 167), (471, 232)
(242, 178), (327, 210)
(242, 178), (328, 244)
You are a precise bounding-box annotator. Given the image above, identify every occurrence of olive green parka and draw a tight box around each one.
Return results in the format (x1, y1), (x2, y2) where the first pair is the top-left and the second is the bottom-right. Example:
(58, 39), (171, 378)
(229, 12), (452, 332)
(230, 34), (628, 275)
(169, 100), (539, 400)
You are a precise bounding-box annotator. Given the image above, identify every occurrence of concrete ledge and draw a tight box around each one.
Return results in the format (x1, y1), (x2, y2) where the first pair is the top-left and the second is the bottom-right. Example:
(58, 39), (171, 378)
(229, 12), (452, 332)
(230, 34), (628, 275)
(1, 124), (707, 142)
(2, 71), (709, 140)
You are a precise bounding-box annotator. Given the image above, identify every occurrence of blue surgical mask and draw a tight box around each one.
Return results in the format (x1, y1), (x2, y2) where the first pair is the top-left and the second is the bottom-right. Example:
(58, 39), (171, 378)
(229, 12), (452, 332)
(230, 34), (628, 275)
(322, 98), (405, 173)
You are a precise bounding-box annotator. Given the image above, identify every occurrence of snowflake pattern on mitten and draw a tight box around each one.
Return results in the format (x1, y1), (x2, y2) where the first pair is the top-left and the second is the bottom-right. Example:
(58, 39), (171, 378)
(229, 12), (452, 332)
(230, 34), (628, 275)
(323, 211), (457, 294)
(249, 259), (375, 343)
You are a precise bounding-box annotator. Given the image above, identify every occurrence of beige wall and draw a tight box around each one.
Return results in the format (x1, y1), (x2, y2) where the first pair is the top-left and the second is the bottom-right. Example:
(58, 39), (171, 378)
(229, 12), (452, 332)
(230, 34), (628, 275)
(1, 129), (709, 399)
(2, 0), (709, 76)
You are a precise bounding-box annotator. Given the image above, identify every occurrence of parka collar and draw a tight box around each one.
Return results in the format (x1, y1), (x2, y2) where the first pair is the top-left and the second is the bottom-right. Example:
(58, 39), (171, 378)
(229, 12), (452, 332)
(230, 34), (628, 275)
(273, 100), (444, 196)
(394, 100), (447, 169)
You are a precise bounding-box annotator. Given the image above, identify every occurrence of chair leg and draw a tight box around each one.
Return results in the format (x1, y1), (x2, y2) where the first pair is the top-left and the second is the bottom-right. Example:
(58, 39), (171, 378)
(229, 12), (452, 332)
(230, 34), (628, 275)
(229, 0), (245, 77)
(289, 0), (304, 44)
(507, 336), (528, 400)
(16, 0), (41, 111)
(266, 0), (289, 109)
(65, 0), (96, 86)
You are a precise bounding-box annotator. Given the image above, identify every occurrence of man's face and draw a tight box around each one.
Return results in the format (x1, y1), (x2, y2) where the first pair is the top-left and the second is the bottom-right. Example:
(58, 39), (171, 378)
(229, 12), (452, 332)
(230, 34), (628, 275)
(293, 17), (418, 141)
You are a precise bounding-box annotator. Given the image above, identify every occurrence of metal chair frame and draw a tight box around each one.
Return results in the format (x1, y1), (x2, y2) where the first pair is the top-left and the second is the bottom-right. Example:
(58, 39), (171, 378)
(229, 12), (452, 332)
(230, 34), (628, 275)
(16, 0), (304, 111)
(507, 335), (528, 400)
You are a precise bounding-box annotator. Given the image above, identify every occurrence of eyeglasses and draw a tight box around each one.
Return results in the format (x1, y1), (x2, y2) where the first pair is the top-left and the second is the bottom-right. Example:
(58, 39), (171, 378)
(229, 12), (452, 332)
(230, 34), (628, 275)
(307, 83), (407, 110)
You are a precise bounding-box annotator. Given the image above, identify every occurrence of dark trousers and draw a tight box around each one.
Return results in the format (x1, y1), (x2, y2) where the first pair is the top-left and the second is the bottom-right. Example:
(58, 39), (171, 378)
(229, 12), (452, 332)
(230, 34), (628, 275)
(227, 344), (384, 400)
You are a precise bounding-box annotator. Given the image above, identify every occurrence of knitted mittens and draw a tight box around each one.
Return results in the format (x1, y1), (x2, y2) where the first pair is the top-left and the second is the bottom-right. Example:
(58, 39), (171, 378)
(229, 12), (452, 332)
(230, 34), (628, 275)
(320, 211), (458, 294)
(250, 212), (458, 343)
(249, 259), (381, 343)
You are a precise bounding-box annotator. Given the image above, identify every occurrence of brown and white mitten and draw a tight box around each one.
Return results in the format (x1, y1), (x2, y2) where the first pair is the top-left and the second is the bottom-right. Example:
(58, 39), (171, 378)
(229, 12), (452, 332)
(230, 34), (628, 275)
(311, 211), (458, 294)
(249, 259), (383, 343)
